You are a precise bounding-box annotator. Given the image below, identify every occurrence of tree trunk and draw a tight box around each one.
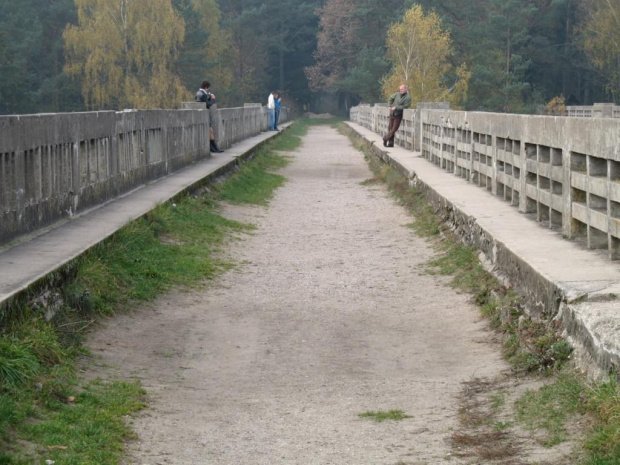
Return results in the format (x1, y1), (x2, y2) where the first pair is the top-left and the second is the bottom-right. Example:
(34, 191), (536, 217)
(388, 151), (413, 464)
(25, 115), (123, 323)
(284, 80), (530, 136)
(505, 25), (511, 111)
(279, 49), (285, 91)
(562, 3), (571, 96)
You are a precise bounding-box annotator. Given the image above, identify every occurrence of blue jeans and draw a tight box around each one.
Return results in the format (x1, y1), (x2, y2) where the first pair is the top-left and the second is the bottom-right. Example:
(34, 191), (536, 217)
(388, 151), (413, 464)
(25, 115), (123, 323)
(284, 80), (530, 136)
(268, 109), (275, 130)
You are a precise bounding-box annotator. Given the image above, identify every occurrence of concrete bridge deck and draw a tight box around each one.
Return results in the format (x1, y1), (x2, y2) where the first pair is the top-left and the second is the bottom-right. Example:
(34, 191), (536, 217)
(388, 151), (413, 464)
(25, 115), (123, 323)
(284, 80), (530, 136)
(0, 124), (291, 310)
(2, 118), (619, 377)
(85, 124), (513, 464)
(0, 121), (613, 462)
(347, 121), (620, 377)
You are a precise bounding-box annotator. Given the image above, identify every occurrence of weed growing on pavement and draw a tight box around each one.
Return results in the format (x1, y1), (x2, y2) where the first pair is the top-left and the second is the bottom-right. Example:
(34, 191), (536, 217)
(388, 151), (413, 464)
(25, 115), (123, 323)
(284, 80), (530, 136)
(0, 123), (296, 464)
(358, 410), (412, 422)
(342, 123), (620, 464)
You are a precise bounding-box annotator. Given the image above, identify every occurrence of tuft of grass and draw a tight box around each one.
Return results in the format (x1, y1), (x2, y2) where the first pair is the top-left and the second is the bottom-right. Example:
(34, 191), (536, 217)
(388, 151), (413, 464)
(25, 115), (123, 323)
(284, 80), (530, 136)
(358, 409), (412, 422)
(426, 242), (498, 297)
(582, 377), (620, 464)
(0, 339), (40, 391)
(20, 380), (146, 465)
(515, 373), (585, 447)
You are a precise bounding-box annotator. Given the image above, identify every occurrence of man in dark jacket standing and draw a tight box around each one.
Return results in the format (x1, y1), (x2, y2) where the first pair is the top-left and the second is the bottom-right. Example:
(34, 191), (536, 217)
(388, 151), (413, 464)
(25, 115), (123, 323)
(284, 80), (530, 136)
(195, 80), (224, 153)
(383, 84), (412, 147)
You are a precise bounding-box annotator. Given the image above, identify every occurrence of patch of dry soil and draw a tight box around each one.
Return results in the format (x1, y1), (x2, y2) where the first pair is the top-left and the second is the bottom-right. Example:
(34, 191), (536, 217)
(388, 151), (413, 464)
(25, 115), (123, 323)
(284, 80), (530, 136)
(85, 126), (557, 464)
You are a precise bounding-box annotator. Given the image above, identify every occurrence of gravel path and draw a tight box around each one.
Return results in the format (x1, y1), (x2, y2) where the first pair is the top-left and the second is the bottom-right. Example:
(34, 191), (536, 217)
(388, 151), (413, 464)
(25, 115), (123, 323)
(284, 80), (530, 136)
(87, 125), (506, 464)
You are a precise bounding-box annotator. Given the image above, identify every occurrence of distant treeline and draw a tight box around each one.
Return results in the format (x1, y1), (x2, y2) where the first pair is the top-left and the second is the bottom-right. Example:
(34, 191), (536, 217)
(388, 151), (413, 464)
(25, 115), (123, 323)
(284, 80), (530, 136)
(0, 0), (618, 115)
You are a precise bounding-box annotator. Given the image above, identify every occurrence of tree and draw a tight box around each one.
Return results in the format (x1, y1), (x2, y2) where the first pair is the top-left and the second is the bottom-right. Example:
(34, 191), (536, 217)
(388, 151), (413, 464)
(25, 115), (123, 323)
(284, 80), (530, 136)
(173, 0), (234, 99)
(581, 0), (620, 100)
(217, 0), (319, 107)
(337, 47), (390, 102)
(64, 0), (187, 109)
(382, 4), (468, 106)
(0, 0), (83, 115)
(304, 0), (360, 92)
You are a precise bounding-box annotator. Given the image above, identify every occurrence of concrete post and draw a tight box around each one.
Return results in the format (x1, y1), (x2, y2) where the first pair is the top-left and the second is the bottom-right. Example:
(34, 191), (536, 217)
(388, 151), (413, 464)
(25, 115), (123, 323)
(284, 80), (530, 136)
(593, 103), (614, 119)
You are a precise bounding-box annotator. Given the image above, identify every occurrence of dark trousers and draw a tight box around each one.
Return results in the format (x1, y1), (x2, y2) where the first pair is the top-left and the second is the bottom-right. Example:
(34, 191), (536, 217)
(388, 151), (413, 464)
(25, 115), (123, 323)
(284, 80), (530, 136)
(384, 113), (403, 146)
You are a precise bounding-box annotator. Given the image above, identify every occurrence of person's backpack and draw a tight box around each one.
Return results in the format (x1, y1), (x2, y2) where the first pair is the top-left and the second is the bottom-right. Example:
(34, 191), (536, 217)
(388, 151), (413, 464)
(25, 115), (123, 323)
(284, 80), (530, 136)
(195, 89), (213, 108)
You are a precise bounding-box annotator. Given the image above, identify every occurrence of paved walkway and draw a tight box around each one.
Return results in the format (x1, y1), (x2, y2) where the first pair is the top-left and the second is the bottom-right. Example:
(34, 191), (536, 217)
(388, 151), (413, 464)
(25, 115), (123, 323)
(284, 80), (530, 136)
(0, 125), (290, 308)
(347, 122), (620, 376)
(87, 125), (507, 464)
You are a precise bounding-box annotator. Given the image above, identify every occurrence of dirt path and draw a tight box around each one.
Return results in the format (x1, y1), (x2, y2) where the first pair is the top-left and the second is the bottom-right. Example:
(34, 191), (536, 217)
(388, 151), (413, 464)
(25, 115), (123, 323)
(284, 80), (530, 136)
(87, 126), (508, 464)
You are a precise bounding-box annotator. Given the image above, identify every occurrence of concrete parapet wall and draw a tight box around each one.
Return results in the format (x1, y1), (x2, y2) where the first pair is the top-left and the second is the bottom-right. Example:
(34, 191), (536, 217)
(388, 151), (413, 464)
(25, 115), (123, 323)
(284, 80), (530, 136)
(0, 105), (287, 245)
(350, 106), (418, 151)
(567, 103), (620, 119)
(351, 105), (620, 261)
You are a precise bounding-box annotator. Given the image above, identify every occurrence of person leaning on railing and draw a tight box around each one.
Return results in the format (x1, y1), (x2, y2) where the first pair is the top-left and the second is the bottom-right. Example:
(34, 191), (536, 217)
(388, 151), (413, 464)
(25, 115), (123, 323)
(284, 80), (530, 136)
(195, 80), (224, 153)
(383, 84), (411, 148)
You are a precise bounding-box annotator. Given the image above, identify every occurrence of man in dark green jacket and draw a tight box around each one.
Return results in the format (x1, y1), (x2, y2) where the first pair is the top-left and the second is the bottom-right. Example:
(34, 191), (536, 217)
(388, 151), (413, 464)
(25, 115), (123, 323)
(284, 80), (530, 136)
(383, 84), (412, 147)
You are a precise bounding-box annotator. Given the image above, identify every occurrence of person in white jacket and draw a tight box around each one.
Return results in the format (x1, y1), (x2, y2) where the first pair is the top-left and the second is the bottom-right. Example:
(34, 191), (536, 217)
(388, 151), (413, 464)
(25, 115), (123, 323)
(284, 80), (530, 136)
(267, 91), (276, 131)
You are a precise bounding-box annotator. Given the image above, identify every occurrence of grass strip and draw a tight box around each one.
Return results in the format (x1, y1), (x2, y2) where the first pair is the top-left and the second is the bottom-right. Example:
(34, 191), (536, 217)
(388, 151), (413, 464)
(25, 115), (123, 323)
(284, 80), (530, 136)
(0, 121), (300, 464)
(341, 123), (620, 464)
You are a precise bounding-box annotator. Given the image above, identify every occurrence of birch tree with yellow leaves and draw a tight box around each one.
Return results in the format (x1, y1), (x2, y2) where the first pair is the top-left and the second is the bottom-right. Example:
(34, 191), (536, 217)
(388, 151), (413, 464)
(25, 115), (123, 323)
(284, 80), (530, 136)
(64, 0), (187, 109)
(382, 4), (469, 107)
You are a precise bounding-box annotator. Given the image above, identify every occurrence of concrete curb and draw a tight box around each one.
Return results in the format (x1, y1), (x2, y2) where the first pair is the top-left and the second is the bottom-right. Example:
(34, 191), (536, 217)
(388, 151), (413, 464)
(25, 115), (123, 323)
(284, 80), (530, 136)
(0, 124), (293, 315)
(345, 121), (620, 379)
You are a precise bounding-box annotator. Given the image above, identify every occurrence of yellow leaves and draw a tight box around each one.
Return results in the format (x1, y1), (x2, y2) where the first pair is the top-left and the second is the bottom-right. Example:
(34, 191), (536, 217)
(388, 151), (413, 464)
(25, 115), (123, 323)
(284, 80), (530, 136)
(545, 96), (566, 116)
(205, 23), (235, 93)
(64, 0), (186, 109)
(443, 64), (471, 109)
(382, 4), (467, 106)
(191, 0), (221, 33)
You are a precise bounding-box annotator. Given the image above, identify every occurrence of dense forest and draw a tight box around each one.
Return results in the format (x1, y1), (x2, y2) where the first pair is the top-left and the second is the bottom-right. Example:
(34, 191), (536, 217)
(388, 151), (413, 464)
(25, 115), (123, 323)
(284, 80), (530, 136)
(0, 0), (619, 115)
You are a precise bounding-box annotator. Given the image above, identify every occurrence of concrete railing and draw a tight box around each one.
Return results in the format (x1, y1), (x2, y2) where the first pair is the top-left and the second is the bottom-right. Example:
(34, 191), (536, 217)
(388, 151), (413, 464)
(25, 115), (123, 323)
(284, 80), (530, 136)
(351, 104), (417, 151)
(0, 105), (288, 245)
(351, 104), (620, 260)
(566, 103), (620, 119)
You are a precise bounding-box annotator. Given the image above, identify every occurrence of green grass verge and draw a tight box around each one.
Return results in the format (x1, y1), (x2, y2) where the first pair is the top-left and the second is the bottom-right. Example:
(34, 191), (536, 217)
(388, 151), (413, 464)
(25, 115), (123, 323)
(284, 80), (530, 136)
(0, 123), (298, 464)
(341, 122), (620, 464)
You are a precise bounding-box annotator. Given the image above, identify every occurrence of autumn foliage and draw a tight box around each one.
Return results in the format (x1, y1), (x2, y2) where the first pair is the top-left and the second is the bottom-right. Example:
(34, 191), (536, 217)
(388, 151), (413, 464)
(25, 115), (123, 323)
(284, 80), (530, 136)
(64, 0), (188, 109)
(382, 5), (469, 108)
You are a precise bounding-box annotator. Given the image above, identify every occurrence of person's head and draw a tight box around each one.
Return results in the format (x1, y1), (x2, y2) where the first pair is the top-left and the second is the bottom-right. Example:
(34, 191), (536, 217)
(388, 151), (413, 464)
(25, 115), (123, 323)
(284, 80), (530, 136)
(201, 80), (211, 90)
(399, 84), (408, 94)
